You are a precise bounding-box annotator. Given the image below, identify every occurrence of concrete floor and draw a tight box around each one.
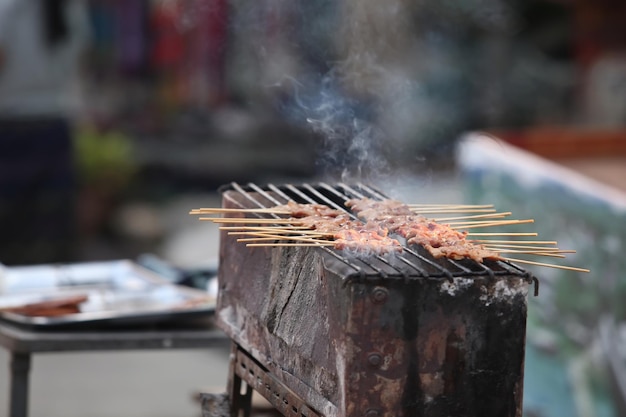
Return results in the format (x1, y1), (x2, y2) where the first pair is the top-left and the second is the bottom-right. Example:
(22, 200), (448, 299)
(0, 174), (464, 417)
(0, 347), (231, 417)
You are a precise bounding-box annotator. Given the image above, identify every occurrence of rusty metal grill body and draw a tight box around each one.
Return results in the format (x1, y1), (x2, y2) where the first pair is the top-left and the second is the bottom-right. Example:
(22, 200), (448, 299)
(216, 182), (533, 417)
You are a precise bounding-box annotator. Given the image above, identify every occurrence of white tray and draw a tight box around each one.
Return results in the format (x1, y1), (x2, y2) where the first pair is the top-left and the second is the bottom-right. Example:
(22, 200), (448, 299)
(0, 260), (216, 328)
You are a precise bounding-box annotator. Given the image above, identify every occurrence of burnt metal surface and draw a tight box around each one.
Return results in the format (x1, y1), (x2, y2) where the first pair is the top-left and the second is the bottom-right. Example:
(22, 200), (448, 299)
(216, 182), (531, 417)
(326, 275), (527, 417)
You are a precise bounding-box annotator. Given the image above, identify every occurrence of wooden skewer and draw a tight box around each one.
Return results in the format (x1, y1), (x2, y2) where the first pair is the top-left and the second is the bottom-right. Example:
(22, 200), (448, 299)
(227, 230), (324, 237)
(451, 219), (534, 229)
(238, 237), (286, 242)
(410, 208), (497, 214)
(233, 228), (326, 236)
(467, 232), (538, 236)
(204, 218), (300, 224)
(485, 246), (576, 254)
(218, 225), (542, 237)
(408, 204), (494, 209)
(491, 250), (566, 258)
(470, 239), (557, 245)
(501, 257), (590, 273)
(481, 243), (562, 250)
(237, 240), (567, 256)
(228, 231), (324, 238)
(246, 243), (334, 248)
(445, 218), (528, 225)
(228, 228), (329, 236)
(238, 236), (290, 242)
(238, 235), (329, 243)
(190, 208), (290, 214)
(219, 226), (312, 231)
(449, 218), (533, 226)
(194, 203), (497, 213)
(432, 212), (512, 221)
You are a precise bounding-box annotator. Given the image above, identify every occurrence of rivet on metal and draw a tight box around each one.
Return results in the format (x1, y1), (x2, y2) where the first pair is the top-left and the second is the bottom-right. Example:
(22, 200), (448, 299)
(365, 409), (381, 417)
(367, 353), (383, 367)
(371, 287), (388, 304)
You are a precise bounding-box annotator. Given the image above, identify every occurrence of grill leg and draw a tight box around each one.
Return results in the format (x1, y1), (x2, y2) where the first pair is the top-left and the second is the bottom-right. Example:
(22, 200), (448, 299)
(227, 343), (253, 417)
(9, 352), (31, 417)
(232, 345), (323, 417)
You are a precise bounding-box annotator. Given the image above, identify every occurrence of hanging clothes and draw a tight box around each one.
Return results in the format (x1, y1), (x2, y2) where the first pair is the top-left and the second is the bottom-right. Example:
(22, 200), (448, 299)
(186, 0), (229, 107)
(114, 0), (149, 76)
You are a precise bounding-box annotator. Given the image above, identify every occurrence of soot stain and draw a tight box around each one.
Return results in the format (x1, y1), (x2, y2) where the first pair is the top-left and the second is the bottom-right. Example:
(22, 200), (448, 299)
(400, 282), (424, 417)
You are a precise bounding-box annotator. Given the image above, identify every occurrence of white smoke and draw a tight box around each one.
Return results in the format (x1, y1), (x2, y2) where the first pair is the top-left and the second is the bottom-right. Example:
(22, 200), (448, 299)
(225, 0), (565, 190)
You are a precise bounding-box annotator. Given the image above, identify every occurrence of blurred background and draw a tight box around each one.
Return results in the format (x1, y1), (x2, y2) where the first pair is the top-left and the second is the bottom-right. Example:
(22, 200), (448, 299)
(1, 0), (622, 263)
(0, 0), (625, 416)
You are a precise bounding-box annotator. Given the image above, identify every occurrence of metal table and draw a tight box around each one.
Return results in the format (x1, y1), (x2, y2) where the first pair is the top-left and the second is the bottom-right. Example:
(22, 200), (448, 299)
(0, 318), (229, 417)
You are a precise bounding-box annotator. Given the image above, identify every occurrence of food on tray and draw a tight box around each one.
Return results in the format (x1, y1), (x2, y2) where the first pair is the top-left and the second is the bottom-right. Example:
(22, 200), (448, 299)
(0, 294), (88, 317)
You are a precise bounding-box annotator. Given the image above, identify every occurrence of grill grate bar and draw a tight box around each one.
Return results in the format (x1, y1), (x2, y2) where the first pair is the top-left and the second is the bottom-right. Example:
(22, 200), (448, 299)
(349, 182), (388, 199)
(335, 182), (373, 200)
(318, 182), (364, 207)
(230, 182), (271, 210)
(394, 255), (428, 277)
(495, 259), (531, 278)
(303, 183), (357, 215)
(399, 246), (454, 280)
(248, 182), (286, 206)
(444, 258), (474, 275)
(470, 259), (496, 279)
(283, 183), (320, 205)
(266, 183), (296, 204)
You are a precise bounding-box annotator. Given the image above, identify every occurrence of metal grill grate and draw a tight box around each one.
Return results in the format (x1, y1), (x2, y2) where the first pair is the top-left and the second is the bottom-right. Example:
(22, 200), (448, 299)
(219, 181), (535, 285)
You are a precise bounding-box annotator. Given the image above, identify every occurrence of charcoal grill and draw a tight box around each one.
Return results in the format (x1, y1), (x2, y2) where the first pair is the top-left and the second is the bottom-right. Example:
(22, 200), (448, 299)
(209, 182), (536, 417)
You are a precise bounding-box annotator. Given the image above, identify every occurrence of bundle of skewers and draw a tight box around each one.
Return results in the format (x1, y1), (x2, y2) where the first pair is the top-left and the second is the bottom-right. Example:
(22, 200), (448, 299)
(190, 198), (589, 273)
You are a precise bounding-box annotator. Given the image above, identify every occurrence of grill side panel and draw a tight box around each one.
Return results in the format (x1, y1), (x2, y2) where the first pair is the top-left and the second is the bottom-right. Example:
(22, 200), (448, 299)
(329, 276), (528, 417)
(217, 191), (339, 416)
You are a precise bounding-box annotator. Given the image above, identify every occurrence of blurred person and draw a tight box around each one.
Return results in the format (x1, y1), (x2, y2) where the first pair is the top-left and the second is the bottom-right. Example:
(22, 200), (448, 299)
(0, 0), (89, 265)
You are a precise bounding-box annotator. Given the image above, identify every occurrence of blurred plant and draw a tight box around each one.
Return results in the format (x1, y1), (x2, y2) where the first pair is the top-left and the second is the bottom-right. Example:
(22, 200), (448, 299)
(73, 125), (138, 236)
(74, 125), (136, 190)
